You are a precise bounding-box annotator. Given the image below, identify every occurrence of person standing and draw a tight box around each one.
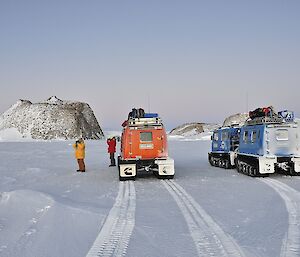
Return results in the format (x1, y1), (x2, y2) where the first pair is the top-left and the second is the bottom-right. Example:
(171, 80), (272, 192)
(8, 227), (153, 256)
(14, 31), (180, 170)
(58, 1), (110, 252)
(107, 136), (116, 167)
(73, 138), (86, 172)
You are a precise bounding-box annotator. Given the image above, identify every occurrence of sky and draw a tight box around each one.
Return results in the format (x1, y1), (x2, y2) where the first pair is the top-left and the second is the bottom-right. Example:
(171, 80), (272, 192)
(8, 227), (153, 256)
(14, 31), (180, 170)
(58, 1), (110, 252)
(0, 0), (300, 130)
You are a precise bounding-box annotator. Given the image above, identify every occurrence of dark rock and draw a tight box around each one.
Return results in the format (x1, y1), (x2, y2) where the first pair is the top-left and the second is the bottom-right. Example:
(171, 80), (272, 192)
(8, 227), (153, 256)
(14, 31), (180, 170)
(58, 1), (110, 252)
(0, 96), (104, 140)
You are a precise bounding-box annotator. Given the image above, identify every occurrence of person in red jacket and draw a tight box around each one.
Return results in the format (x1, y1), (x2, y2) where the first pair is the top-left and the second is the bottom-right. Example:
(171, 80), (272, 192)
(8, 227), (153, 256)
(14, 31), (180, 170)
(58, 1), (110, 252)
(107, 136), (117, 167)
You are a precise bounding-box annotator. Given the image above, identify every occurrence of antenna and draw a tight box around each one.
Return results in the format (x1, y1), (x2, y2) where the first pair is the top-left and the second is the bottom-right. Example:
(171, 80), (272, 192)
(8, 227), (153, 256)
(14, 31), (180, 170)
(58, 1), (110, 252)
(246, 92), (248, 113)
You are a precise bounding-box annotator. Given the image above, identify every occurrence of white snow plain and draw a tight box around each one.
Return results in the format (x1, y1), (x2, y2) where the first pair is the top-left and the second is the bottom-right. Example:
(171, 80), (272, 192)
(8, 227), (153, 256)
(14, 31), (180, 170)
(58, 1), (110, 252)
(1, 138), (300, 257)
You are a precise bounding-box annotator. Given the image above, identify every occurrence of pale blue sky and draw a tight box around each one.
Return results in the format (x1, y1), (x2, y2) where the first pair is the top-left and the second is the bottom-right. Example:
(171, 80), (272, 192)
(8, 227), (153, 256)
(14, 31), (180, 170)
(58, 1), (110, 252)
(1, 0), (300, 129)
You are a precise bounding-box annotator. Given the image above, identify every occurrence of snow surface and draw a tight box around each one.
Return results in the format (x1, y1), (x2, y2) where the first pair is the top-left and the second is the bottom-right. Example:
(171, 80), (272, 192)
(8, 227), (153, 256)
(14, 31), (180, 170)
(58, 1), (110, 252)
(0, 128), (30, 141)
(168, 131), (213, 141)
(1, 138), (300, 257)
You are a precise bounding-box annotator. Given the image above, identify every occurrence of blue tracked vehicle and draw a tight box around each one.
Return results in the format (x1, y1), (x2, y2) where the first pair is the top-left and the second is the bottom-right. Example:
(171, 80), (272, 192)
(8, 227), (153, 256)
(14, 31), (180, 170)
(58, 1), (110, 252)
(236, 115), (300, 177)
(208, 126), (240, 169)
(209, 109), (300, 177)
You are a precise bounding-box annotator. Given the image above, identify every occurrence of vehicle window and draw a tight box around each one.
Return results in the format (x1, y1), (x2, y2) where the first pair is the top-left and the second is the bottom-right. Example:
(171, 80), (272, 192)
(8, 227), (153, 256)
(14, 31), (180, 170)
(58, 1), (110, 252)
(251, 130), (257, 143)
(140, 132), (152, 142)
(243, 131), (249, 143)
(221, 131), (229, 141)
(276, 129), (288, 141)
(213, 132), (218, 141)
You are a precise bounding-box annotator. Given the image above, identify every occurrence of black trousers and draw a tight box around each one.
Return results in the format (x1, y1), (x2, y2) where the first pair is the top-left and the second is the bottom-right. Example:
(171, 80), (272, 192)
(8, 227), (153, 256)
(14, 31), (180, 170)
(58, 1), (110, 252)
(110, 153), (116, 165)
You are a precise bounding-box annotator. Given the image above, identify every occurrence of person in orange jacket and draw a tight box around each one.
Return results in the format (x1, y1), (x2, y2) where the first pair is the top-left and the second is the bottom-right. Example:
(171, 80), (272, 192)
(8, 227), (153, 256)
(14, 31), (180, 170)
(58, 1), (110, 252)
(73, 138), (86, 172)
(107, 136), (116, 167)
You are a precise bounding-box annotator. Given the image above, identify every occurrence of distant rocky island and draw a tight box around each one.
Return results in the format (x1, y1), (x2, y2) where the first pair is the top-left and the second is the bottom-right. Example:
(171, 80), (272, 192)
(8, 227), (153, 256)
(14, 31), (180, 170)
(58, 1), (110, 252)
(169, 122), (220, 139)
(222, 113), (249, 127)
(0, 96), (104, 140)
(169, 113), (249, 140)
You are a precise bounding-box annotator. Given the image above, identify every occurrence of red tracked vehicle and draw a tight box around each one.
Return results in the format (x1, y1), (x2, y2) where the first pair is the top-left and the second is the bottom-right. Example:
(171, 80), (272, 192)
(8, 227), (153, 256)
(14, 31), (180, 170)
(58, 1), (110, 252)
(118, 112), (175, 181)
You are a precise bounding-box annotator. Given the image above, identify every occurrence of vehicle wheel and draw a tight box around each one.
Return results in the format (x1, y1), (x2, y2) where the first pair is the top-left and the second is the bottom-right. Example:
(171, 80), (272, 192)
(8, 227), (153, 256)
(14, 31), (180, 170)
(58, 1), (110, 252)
(249, 166), (254, 176)
(248, 166), (252, 175)
(252, 167), (258, 177)
(288, 167), (295, 176)
(224, 160), (230, 169)
(218, 159), (222, 168)
(208, 155), (214, 166)
(237, 160), (242, 173)
(213, 159), (218, 166)
(234, 158), (238, 169)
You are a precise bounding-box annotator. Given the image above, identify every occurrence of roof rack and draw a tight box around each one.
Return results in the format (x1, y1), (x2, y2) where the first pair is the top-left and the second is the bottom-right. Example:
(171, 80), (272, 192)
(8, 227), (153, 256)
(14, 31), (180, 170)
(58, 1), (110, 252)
(127, 117), (163, 128)
(245, 116), (284, 126)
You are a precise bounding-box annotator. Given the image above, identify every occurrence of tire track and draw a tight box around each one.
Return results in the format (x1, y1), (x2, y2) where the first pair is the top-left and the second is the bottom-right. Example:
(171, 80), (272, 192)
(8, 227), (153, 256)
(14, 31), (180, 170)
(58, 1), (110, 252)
(162, 180), (245, 257)
(259, 178), (300, 257)
(86, 181), (136, 257)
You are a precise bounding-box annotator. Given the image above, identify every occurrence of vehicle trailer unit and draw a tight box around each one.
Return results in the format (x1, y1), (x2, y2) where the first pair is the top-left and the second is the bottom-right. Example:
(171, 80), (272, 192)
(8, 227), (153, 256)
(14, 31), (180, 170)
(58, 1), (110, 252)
(118, 112), (175, 181)
(208, 126), (240, 169)
(208, 108), (300, 177)
(236, 117), (300, 177)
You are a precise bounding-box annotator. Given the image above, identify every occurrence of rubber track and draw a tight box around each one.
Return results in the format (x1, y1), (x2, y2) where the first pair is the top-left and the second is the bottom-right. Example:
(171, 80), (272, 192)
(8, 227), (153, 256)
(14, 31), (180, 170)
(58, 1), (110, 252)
(259, 178), (300, 257)
(162, 180), (245, 257)
(86, 181), (136, 257)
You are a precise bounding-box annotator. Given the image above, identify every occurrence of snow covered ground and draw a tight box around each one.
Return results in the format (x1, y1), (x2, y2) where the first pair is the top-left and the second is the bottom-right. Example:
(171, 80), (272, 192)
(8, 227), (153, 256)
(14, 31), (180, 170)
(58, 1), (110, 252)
(1, 139), (300, 257)
(168, 131), (213, 141)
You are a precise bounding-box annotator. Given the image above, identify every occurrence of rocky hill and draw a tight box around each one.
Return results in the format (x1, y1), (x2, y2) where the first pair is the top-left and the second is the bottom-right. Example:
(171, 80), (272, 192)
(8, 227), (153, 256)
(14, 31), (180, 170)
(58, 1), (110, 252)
(222, 113), (249, 127)
(169, 113), (250, 141)
(0, 96), (104, 140)
(169, 122), (220, 140)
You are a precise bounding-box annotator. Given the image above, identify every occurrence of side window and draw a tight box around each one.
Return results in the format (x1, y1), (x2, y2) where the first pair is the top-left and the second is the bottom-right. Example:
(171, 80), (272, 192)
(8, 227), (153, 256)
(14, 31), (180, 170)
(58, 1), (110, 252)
(213, 132), (219, 141)
(243, 131), (249, 143)
(276, 129), (288, 141)
(222, 131), (229, 141)
(251, 130), (257, 143)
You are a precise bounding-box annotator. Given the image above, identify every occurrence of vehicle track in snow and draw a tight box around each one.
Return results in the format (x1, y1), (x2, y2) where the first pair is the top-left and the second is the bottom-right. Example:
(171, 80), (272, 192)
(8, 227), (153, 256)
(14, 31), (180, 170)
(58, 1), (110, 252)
(259, 178), (300, 257)
(162, 180), (246, 257)
(86, 181), (136, 257)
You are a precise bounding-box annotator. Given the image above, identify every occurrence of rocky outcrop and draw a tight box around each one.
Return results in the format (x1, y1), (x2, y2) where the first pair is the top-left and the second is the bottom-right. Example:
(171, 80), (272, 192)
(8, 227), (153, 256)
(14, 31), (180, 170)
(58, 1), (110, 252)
(0, 96), (104, 140)
(169, 122), (220, 137)
(222, 113), (249, 127)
